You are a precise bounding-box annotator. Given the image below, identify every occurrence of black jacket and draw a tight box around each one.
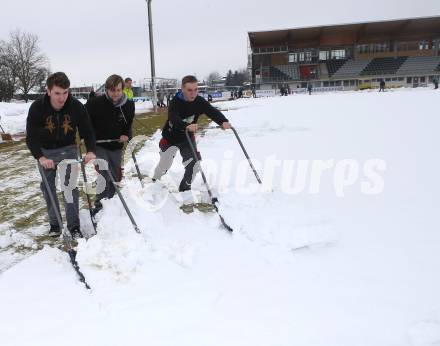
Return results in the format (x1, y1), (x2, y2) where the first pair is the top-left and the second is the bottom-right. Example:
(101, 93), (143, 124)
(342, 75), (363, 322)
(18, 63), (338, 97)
(26, 94), (96, 159)
(162, 92), (228, 144)
(86, 95), (135, 150)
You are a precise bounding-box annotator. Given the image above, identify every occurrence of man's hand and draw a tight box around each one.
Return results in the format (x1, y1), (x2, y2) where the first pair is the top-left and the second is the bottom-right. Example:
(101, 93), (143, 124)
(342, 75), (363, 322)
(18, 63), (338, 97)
(39, 156), (55, 170)
(84, 152), (96, 164)
(119, 135), (129, 143)
(186, 124), (198, 133)
(221, 122), (232, 130)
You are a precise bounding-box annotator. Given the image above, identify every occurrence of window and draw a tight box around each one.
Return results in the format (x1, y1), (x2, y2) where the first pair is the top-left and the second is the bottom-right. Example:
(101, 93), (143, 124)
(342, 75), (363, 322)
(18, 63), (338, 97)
(288, 54), (297, 63)
(331, 49), (346, 59)
(299, 52), (305, 62)
(419, 41), (430, 50)
(373, 43), (388, 53)
(357, 44), (369, 54)
(305, 51), (312, 62)
(319, 50), (330, 61)
(407, 77), (412, 83)
(421, 77), (426, 83)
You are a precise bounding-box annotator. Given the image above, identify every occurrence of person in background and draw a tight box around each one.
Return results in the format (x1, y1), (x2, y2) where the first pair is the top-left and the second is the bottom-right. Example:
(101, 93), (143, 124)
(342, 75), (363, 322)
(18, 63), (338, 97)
(123, 77), (134, 100)
(88, 87), (96, 100)
(252, 86), (257, 98)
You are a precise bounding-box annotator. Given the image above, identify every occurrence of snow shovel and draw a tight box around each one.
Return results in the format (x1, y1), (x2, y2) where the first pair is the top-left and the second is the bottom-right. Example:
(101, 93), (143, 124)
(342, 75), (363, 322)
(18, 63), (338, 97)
(0, 116), (12, 141)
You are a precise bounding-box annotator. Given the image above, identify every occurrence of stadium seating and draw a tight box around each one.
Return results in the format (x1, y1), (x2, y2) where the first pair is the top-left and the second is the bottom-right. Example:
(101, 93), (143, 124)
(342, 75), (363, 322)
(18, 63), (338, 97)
(263, 56), (440, 83)
(276, 65), (300, 80)
(266, 65), (300, 81)
(397, 56), (440, 75)
(326, 59), (347, 77)
(268, 66), (291, 81)
(360, 57), (407, 76)
(331, 59), (371, 79)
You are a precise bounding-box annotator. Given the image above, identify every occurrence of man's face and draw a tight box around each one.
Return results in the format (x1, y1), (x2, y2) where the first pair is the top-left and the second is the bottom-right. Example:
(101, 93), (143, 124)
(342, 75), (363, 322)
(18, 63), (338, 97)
(126, 80), (132, 89)
(108, 83), (123, 102)
(47, 86), (69, 110)
(182, 82), (198, 102)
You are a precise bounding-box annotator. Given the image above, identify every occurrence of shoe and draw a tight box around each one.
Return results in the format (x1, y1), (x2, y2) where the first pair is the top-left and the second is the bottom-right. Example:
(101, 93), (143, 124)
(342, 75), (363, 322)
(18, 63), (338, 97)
(91, 201), (103, 217)
(48, 224), (61, 237)
(69, 226), (83, 239)
(143, 176), (157, 184)
(178, 181), (192, 192)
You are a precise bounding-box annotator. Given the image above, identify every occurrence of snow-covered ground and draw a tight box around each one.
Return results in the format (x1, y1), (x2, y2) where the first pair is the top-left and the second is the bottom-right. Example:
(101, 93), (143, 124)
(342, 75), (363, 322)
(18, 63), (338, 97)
(1, 88), (440, 346)
(0, 99), (152, 140)
(134, 100), (153, 114)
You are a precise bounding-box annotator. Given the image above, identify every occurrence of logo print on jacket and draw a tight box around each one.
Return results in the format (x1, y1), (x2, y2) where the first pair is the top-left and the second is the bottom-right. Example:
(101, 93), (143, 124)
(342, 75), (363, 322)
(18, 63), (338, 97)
(183, 115), (195, 124)
(45, 116), (55, 134)
(62, 115), (74, 135)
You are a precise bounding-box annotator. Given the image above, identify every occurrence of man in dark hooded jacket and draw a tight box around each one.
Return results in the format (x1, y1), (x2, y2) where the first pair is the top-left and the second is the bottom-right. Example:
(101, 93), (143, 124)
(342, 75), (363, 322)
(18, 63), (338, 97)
(86, 74), (135, 214)
(153, 75), (231, 192)
(26, 72), (96, 238)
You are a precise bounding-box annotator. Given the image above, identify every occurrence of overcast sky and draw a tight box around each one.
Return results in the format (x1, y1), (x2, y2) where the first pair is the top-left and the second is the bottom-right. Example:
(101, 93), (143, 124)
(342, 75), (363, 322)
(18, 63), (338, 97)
(1, 0), (439, 86)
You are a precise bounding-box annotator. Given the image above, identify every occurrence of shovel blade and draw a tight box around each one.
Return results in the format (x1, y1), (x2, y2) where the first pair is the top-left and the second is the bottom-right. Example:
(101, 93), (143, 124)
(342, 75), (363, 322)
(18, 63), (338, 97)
(1, 133), (13, 141)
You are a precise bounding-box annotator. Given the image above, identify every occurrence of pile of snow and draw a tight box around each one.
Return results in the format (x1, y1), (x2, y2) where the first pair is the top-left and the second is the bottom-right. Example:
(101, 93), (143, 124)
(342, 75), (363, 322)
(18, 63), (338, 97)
(0, 101), (31, 135)
(135, 100), (153, 114)
(1, 88), (440, 345)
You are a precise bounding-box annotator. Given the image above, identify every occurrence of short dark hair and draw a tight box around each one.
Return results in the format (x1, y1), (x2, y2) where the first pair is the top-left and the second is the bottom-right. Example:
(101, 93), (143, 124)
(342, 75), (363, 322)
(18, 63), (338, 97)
(182, 75), (198, 86)
(105, 74), (124, 90)
(124, 77), (132, 83)
(47, 72), (70, 90)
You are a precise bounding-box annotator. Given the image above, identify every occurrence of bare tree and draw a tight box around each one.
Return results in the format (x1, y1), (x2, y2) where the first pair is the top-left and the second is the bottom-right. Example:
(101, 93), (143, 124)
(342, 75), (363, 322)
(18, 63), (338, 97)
(206, 71), (221, 86)
(6, 30), (49, 102)
(0, 40), (17, 101)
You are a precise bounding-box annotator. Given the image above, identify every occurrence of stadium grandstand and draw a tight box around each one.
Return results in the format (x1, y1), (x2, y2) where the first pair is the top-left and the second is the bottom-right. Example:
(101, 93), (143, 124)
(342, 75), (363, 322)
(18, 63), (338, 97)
(248, 15), (440, 91)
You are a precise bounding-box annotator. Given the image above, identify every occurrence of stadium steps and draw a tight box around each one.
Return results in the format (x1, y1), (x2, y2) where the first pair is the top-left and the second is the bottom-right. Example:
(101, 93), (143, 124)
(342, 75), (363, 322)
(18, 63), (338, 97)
(319, 63), (329, 79)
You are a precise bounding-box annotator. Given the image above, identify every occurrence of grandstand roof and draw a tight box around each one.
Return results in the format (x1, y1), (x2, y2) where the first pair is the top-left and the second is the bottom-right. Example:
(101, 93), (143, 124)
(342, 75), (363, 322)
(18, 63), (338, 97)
(248, 15), (440, 48)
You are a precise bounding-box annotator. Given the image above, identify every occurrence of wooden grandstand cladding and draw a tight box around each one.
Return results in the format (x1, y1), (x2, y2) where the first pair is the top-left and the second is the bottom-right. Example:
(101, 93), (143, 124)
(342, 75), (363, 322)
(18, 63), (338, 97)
(249, 16), (440, 49)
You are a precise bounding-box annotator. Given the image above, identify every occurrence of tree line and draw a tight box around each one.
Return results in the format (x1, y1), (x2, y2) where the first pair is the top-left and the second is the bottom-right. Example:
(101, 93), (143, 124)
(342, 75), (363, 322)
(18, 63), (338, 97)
(205, 68), (249, 88)
(0, 30), (50, 102)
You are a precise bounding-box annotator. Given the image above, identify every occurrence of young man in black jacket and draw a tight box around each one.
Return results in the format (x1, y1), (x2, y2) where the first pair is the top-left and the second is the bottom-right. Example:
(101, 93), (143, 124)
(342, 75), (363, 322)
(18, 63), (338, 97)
(86, 74), (135, 214)
(26, 72), (96, 238)
(153, 75), (231, 192)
